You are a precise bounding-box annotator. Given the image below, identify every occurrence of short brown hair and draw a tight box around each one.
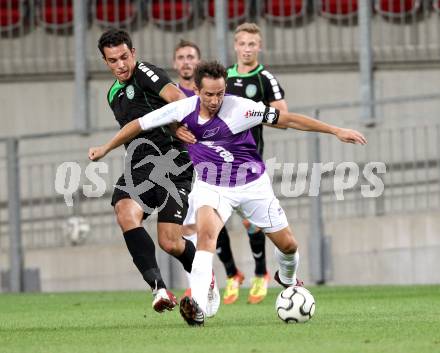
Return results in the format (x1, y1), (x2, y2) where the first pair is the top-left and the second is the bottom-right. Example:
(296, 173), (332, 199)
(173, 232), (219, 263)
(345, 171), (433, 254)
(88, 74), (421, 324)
(234, 22), (261, 38)
(194, 61), (227, 89)
(98, 29), (133, 58)
(174, 39), (201, 59)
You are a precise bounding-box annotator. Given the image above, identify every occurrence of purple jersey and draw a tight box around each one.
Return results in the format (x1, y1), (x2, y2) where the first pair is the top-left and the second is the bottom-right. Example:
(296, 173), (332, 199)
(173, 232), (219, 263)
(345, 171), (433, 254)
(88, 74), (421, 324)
(138, 95), (280, 187)
(177, 83), (196, 97)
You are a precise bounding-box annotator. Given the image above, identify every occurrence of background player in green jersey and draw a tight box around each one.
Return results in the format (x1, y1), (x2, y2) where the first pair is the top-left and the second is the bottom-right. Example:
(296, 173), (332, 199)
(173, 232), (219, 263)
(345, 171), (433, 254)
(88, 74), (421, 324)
(219, 23), (290, 305)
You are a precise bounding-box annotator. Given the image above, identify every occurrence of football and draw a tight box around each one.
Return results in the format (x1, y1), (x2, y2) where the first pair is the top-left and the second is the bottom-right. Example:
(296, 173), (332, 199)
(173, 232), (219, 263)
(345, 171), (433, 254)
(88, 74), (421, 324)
(275, 286), (316, 323)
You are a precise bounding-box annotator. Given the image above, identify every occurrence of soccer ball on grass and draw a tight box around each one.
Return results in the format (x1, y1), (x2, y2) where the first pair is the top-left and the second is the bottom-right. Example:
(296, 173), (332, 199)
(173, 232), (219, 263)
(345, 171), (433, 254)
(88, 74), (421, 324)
(275, 286), (315, 323)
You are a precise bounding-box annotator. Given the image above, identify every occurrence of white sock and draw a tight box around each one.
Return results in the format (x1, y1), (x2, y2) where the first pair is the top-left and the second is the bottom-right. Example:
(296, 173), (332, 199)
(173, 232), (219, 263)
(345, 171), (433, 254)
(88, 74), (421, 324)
(183, 233), (198, 286)
(275, 248), (299, 286)
(190, 250), (213, 313)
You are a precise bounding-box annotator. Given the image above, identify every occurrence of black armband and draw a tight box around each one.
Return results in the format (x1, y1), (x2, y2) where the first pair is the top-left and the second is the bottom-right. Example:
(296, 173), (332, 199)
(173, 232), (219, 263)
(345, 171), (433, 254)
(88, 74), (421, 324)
(262, 107), (280, 125)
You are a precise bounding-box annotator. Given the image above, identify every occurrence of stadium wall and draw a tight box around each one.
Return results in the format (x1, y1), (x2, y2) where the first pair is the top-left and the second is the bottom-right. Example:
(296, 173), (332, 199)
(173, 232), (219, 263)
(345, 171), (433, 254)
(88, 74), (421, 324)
(3, 210), (439, 292)
(1, 68), (439, 291)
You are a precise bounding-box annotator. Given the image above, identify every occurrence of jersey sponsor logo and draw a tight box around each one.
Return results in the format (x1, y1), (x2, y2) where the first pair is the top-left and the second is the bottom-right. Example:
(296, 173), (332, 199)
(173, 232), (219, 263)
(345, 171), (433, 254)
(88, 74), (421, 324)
(244, 110), (264, 118)
(234, 78), (243, 87)
(126, 85), (135, 100)
(201, 141), (234, 162)
(202, 127), (220, 139)
(245, 84), (257, 98)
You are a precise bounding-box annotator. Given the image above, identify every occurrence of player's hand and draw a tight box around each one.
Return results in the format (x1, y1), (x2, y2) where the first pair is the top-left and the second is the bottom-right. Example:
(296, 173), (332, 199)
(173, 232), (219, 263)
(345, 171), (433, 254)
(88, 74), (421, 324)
(334, 128), (367, 145)
(176, 125), (197, 144)
(88, 145), (108, 161)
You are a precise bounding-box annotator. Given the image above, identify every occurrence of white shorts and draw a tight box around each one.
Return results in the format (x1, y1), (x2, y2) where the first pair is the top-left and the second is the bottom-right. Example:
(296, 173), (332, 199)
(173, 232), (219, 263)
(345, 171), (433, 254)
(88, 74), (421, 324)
(184, 172), (288, 233)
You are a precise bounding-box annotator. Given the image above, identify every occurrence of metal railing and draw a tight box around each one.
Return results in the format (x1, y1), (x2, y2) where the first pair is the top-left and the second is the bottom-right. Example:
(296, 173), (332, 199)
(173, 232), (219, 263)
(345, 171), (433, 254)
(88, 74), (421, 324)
(1, 0), (439, 77)
(1, 93), (439, 290)
(0, 96), (438, 247)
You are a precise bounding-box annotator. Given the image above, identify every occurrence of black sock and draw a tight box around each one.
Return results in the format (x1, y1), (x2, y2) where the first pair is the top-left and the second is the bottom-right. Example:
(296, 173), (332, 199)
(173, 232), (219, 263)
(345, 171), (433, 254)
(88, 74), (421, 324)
(175, 237), (196, 273)
(123, 227), (166, 290)
(216, 226), (238, 277)
(248, 230), (267, 276)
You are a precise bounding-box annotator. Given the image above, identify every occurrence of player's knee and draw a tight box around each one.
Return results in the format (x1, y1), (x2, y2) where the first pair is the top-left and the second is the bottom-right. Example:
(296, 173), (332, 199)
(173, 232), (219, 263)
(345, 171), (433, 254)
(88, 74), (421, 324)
(197, 229), (218, 250)
(278, 233), (298, 254)
(114, 204), (142, 231)
(158, 235), (180, 255)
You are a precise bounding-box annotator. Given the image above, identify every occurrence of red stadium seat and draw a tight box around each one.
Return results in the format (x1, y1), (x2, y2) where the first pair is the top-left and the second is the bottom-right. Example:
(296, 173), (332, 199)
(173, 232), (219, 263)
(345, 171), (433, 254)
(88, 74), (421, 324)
(94, 0), (136, 26)
(321, 0), (358, 19)
(0, 0), (28, 31)
(39, 0), (74, 29)
(263, 0), (307, 20)
(207, 0), (249, 23)
(151, 0), (194, 25)
(374, 0), (421, 17)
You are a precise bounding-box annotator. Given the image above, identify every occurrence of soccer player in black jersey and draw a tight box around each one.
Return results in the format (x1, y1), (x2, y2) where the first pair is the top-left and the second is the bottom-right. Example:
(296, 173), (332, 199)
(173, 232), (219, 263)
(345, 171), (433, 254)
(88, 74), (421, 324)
(97, 29), (196, 313)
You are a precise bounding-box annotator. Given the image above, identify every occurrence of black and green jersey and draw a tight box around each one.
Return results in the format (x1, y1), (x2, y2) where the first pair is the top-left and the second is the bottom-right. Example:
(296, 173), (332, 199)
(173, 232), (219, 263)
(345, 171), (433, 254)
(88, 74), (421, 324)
(107, 61), (190, 170)
(226, 63), (285, 156)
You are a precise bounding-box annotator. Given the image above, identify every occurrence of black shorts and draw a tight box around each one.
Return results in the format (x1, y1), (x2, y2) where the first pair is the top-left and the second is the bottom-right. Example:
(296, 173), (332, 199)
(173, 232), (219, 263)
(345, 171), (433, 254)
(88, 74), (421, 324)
(111, 170), (192, 224)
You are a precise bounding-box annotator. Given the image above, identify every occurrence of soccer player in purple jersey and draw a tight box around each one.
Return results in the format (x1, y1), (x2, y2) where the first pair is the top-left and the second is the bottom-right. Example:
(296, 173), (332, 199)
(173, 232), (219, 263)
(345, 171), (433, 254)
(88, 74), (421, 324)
(89, 61), (367, 326)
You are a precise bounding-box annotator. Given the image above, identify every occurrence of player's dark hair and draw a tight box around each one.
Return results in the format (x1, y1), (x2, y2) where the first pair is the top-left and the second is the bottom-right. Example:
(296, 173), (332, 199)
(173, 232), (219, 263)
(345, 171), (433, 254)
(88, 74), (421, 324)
(174, 39), (201, 59)
(194, 61), (227, 89)
(98, 29), (133, 58)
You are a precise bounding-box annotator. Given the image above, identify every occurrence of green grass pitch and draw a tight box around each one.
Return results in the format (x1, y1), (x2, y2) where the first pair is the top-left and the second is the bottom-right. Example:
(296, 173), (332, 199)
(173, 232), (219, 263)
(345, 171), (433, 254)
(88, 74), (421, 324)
(1, 285), (439, 353)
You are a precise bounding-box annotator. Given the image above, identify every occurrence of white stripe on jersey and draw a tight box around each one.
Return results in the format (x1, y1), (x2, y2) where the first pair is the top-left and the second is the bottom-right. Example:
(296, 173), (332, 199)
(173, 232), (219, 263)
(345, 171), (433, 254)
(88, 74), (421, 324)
(261, 70), (282, 101)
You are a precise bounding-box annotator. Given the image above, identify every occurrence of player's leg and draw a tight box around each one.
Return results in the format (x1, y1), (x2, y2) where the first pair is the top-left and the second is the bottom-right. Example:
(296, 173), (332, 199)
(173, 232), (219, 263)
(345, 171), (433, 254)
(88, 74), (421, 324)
(113, 197), (176, 312)
(265, 226), (301, 287)
(155, 185), (196, 278)
(216, 226), (245, 304)
(112, 171), (176, 313)
(190, 206), (224, 313)
(241, 173), (301, 288)
(180, 183), (232, 325)
(216, 226), (238, 277)
(243, 219), (269, 304)
(180, 206), (224, 326)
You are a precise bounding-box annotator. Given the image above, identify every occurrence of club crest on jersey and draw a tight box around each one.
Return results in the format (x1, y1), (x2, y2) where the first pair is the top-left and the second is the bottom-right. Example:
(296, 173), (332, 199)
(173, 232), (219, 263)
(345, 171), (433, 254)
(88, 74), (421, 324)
(126, 85), (135, 100)
(245, 84), (257, 98)
(244, 110), (263, 118)
(202, 127), (220, 139)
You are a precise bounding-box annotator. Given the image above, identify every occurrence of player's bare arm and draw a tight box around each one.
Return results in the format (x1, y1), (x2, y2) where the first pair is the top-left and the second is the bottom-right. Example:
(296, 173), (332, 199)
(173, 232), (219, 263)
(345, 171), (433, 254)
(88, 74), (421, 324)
(160, 82), (187, 102)
(276, 112), (367, 145)
(89, 119), (142, 161)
